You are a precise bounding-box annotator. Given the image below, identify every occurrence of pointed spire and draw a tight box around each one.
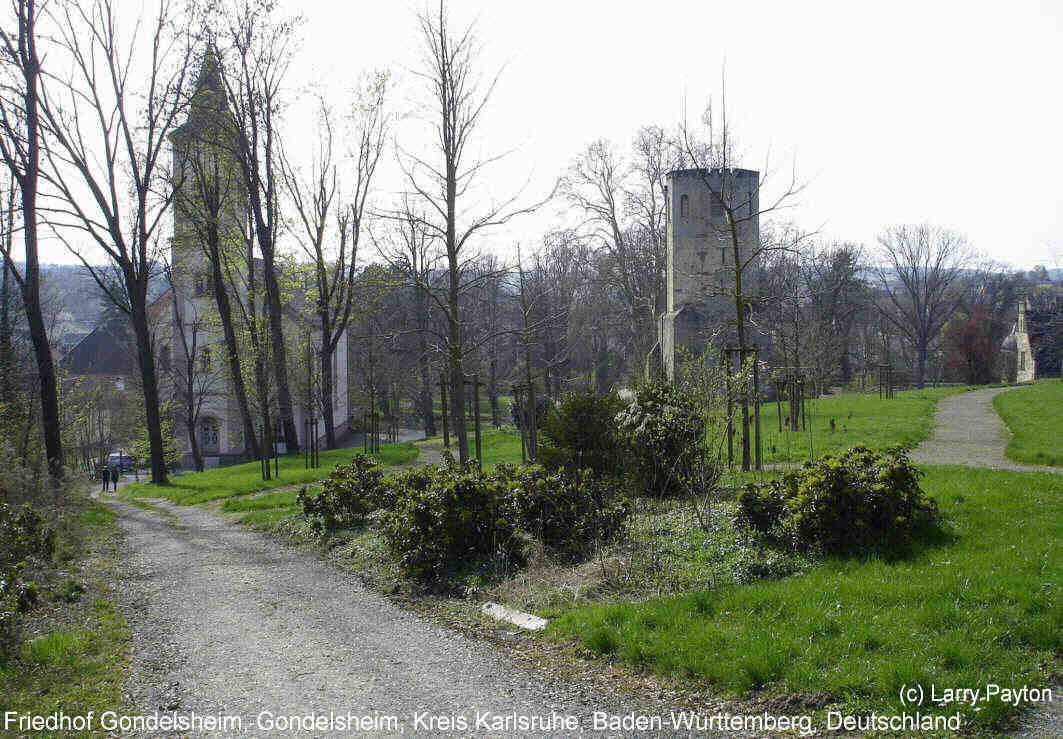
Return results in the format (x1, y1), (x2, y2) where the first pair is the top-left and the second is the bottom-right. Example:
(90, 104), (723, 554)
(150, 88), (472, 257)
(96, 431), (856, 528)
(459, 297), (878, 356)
(172, 44), (230, 141)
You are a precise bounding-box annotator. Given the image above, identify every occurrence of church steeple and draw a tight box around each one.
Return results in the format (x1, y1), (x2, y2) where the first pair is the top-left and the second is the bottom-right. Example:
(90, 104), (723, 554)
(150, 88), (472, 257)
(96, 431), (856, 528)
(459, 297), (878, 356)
(172, 47), (230, 142)
(169, 43), (243, 284)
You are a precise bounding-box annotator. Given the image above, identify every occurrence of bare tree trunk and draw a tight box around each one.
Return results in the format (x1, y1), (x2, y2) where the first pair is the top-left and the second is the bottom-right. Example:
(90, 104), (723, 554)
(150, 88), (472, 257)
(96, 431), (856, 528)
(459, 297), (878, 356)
(916, 339), (928, 389)
(131, 295), (167, 482)
(183, 376), (203, 472)
(0, 254), (10, 404)
(319, 327), (337, 449)
(22, 194), (63, 475)
(416, 289), (436, 437)
(0, 0), (63, 475)
(488, 353), (499, 428)
(446, 238), (468, 464)
(260, 261), (299, 452)
(207, 249), (260, 459)
(729, 217), (751, 471)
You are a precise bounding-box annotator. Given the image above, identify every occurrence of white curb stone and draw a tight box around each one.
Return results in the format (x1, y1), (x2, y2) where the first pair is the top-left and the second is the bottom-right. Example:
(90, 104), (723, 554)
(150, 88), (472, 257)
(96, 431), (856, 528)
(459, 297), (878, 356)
(481, 602), (548, 631)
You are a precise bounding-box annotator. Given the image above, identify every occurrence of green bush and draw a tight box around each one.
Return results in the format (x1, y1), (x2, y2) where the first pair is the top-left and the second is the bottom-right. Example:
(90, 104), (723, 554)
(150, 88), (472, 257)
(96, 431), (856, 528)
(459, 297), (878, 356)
(736, 484), (784, 534)
(538, 391), (623, 478)
(377, 461), (520, 586)
(298, 454), (390, 535)
(1, 502), (55, 655)
(737, 446), (939, 554)
(615, 380), (707, 498)
(495, 463), (630, 560)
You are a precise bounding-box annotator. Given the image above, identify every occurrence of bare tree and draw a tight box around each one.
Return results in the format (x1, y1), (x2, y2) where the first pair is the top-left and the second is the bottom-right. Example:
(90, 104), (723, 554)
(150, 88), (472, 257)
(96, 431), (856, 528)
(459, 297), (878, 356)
(171, 50), (261, 460)
(391, 0), (544, 465)
(0, 0), (63, 475)
(0, 184), (13, 407)
(217, 0), (302, 453)
(563, 128), (673, 379)
(34, 0), (196, 484)
(873, 224), (970, 388)
(803, 243), (867, 385)
(282, 75), (388, 449)
(530, 230), (587, 397)
(678, 90), (807, 470)
(166, 272), (222, 471)
(381, 199), (439, 437)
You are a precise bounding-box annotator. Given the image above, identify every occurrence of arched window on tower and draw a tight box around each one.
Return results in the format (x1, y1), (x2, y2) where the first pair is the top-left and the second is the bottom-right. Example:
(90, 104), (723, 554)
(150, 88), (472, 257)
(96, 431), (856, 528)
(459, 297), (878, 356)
(679, 194), (689, 218)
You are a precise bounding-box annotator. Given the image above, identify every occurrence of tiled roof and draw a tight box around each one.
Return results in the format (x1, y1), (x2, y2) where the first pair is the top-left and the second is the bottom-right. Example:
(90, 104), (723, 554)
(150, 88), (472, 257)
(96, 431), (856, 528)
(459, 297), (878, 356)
(61, 317), (136, 376)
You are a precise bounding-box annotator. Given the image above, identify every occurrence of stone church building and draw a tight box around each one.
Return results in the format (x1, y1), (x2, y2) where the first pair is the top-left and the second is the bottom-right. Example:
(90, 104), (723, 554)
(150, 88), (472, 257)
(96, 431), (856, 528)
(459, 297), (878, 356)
(160, 56), (350, 468)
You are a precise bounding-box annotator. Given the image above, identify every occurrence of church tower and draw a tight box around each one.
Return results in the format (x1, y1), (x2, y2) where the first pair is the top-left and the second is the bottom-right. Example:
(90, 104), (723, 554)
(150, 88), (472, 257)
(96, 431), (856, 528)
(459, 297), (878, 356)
(659, 167), (760, 379)
(170, 50), (244, 279)
(167, 51), (248, 465)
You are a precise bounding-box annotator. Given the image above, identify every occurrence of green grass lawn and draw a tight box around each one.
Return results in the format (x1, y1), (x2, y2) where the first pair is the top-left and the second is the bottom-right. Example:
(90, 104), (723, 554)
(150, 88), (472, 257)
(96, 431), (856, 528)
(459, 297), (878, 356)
(548, 466), (1061, 732)
(994, 379), (1063, 466)
(431, 394), (514, 424)
(758, 386), (968, 463)
(475, 427), (524, 469)
(122, 428), (525, 534)
(221, 489), (301, 512)
(240, 505), (302, 528)
(125, 441), (419, 505)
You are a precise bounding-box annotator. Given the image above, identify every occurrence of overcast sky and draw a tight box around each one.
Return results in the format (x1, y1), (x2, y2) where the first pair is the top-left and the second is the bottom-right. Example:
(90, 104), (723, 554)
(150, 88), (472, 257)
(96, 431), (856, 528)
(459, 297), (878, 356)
(39, 0), (1063, 270)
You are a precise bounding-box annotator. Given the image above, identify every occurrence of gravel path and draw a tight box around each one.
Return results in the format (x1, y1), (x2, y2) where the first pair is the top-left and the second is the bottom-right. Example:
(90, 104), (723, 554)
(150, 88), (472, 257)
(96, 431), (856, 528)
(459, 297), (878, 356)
(910, 386), (1062, 473)
(111, 497), (735, 737)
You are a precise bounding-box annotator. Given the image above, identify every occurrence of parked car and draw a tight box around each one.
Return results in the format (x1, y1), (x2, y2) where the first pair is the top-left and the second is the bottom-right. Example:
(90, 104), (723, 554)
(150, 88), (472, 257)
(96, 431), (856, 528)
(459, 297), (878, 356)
(107, 452), (136, 473)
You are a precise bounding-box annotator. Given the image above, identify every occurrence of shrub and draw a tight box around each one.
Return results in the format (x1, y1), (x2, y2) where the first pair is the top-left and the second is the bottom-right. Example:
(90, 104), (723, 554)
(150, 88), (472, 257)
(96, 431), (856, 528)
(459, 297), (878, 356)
(538, 391), (623, 478)
(377, 461), (520, 585)
(736, 484), (785, 534)
(0, 501), (55, 655)
(298, 454), (390, 535)
(495, 463), (630, 559)
(615, 379), (707, 498)
(737, 446), (939, 554)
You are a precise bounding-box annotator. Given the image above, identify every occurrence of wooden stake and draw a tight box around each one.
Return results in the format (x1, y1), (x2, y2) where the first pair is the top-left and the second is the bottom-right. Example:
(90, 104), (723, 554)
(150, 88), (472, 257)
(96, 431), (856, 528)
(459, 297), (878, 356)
(753, 347), (761, 471)
(472, 374), (482, 471)
(439, 373), (450, 449)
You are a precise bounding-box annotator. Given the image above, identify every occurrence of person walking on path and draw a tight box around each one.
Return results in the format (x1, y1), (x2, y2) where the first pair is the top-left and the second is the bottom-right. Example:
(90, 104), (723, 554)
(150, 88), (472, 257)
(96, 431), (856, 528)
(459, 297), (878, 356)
(110, 466), (120, 492)
(100, 464), (110, 492)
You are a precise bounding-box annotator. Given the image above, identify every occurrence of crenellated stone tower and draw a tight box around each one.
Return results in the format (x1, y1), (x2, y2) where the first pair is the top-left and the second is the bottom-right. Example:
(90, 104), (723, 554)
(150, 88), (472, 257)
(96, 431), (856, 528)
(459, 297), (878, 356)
(659, 167), (760, 379)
